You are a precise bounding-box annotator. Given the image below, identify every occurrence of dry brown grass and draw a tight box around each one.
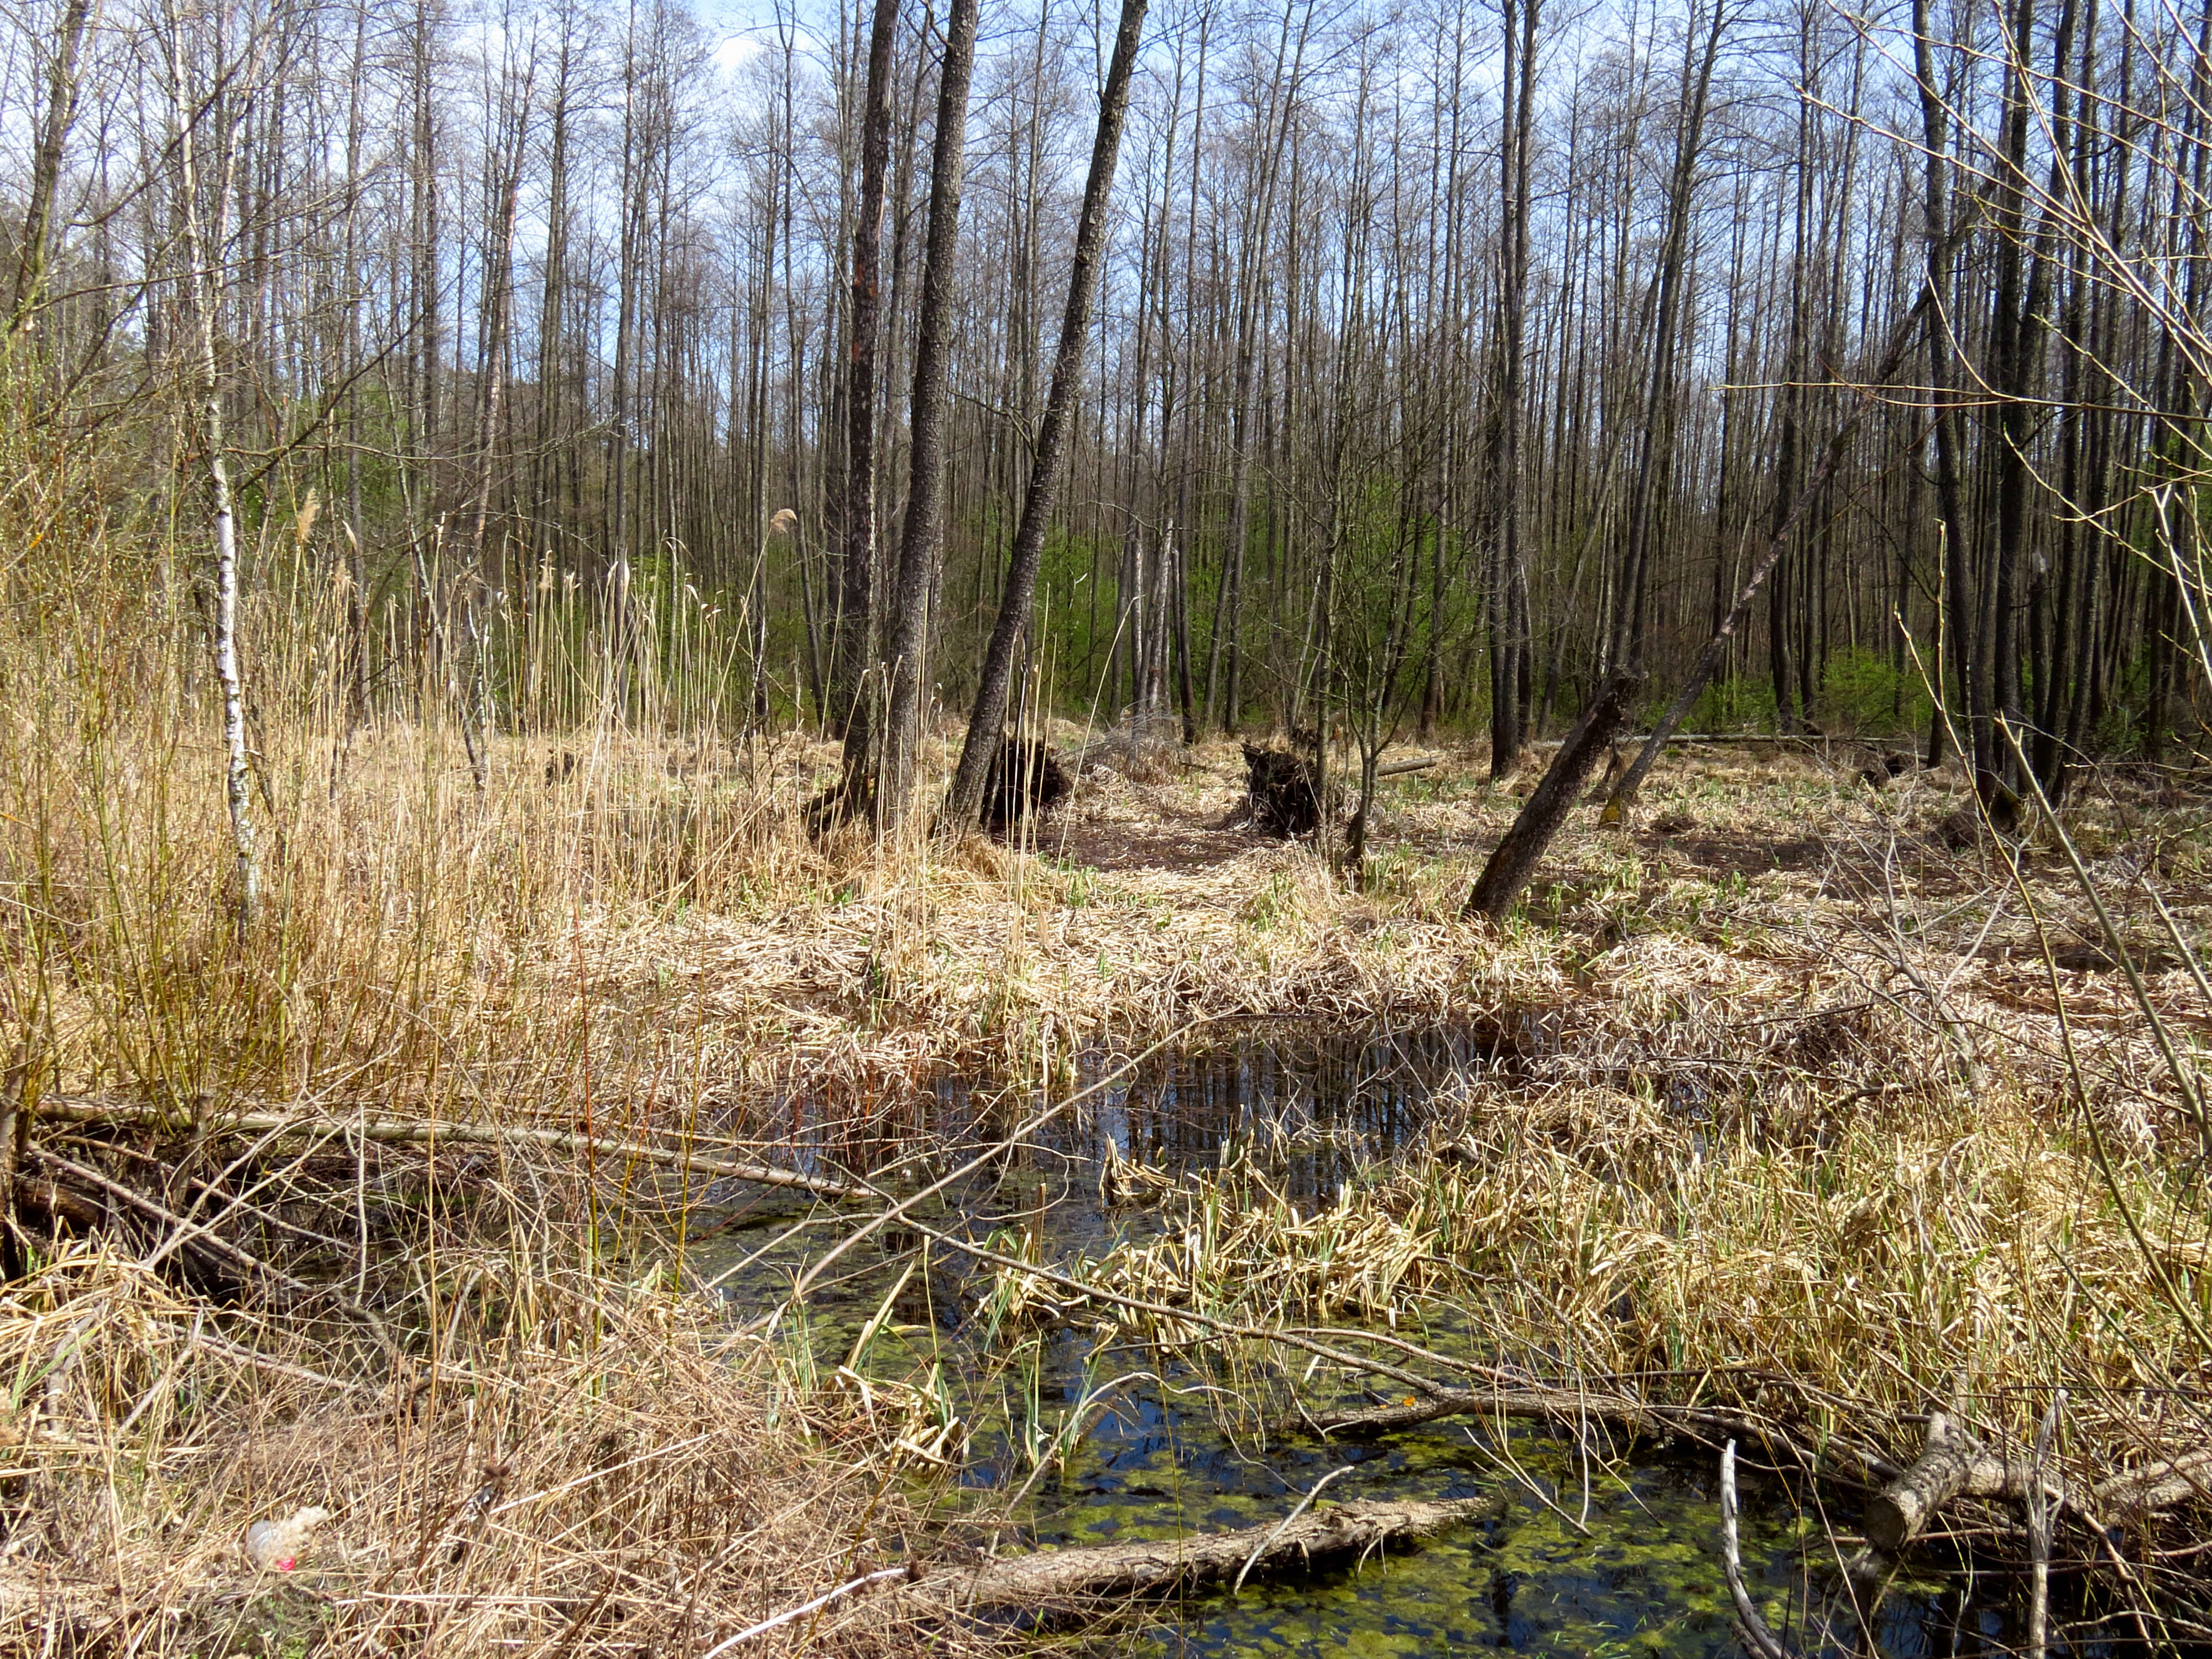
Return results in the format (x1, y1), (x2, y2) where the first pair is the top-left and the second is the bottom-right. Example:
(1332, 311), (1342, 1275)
(0, 1243), (957, 1658)
(3, 400), (2210, 1645)
(984, 742), (2212, 1588)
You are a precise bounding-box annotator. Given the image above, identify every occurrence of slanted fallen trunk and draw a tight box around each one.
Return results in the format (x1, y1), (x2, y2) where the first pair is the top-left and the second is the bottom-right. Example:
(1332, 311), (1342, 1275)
(1864, 1412), (2034, 1553)
(1310, 1385), (1740, 1446)
(907, 1219), (2212, 1570)
(922, 1496), (1489, 1611)
(1376, 754), (1438, 778)
(2101, 1447), (2212, 1518)
(1464, 670), (1642, 921)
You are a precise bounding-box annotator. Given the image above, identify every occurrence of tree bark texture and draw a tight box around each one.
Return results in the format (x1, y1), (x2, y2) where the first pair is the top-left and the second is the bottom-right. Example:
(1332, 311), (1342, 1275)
(943, 0), (1149, 830)
(877, 0), (981, 826)
(1464, 669), (1641, 922)
(830, 0), (899, 812)
(921, 1496), (1490, 1610)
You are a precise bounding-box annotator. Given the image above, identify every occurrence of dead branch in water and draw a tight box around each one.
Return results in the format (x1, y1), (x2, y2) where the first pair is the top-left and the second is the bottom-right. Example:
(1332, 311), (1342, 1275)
(36, 1095), (867, 1201)
(1867, 1411), (2212, 1553)
(905, 1217), (1899, 1488)
(917, 1495), (1490, 1610)
(1720, 1441), (1806, 1659)
(918, 1219), (2212, 1567)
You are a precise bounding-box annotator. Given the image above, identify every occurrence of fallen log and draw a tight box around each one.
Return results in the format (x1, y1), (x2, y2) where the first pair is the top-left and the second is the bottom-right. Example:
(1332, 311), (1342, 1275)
(907, 1222), (2212, 1561)
(924, 1496), (1490, 1610)
(1300, 1386), (1898, 1489)
(1863, 1412), (2035, 1553)
(1867, 1414), (2212, 1552)
(904, 1219), (1900, 1490)
(1310, 1385), (1739, 1445)
(36, 1096), (868, 1202)
(2100, 1447), (2212, 1517)
(1618, 732), (1823, 748)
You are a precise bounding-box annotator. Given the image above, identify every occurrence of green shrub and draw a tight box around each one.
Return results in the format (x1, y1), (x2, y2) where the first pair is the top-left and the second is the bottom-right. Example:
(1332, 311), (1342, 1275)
(1818, 646), (1931, 735)
(1686, 674), (1778, 732)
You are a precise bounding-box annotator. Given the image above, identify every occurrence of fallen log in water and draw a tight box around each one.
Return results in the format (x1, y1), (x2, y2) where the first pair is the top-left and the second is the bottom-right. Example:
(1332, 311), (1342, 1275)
(920, 1496), (1490, 1611)
(1304, 1385), (1780, 1451)
(35, 1095), (868, 1201)
(1866, 1412), (2212, 1552)
(900, 1221), (2212, 1569)
(1863, 1412), (2038, 1553)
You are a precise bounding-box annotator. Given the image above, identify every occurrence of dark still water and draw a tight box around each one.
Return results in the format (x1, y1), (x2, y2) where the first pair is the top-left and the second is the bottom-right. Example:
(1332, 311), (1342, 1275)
(692, 1026), (2038, 1659)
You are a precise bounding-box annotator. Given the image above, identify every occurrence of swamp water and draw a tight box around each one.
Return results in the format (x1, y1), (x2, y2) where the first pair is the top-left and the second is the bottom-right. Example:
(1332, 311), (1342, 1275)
(693, 1031), (2025, 1657)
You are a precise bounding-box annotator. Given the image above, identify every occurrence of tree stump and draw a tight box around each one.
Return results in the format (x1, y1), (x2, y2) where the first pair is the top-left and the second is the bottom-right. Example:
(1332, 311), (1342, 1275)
(980, 738), (1070, 833)
(1241, 743), (1322, 838)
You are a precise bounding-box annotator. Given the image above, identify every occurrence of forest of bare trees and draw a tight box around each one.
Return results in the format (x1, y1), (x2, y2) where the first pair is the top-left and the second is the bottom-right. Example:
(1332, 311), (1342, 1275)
(6, 0), (2211, 823)
(17, 0), (2212, 1644)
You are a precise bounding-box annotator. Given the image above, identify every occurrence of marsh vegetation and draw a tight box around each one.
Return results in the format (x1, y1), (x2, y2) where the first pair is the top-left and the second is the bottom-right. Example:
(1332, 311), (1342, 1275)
(4, 497), (2209, 1652)
(7, 0), (2212, 1648)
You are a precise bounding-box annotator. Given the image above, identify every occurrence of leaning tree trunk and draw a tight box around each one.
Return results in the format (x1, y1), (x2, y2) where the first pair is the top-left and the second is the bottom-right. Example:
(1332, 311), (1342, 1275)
(875, 0), (980, 827)
(943, 0), (1149, 831)
(1464, 670), (1641, 923)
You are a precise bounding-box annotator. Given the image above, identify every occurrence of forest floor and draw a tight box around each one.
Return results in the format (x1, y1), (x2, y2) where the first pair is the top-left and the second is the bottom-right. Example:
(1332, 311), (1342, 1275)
(8, 711), (2212, 1653)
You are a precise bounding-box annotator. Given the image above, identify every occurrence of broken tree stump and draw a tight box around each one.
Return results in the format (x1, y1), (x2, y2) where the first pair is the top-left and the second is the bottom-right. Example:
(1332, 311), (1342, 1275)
(979, 737), (1071, 833)
(924, 1495), (1489, 1610)
(1464, 670), (1642, 921)
(1241, 743), (1322, 838)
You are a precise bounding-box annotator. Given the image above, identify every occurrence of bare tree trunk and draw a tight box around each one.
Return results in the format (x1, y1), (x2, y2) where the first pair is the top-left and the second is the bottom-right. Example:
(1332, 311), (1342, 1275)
(1609, 0), (1725, 675)
(7, 0), (96, 336)
(826, 0), (899, 816)
(461, 38), (533, 789)
(877, 0), (980, 826)
(944, 0), (1149, 830)
(1913, 0), (1976, 776)
(1218, 3), (1309, 737)
(166, 0), (259, 928)
(1487, 0), (1538, 772)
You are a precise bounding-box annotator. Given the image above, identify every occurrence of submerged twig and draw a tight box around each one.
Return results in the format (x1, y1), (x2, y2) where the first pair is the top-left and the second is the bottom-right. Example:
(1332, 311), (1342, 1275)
(1720, 1441), (1806, 1659)
(1233, 1464), (1354, 1594)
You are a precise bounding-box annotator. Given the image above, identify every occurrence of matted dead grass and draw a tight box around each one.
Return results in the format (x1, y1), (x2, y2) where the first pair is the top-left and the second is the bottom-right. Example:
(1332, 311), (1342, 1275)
(0, 1244), (958, 1658)
(6, 497), (2210, 1644)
